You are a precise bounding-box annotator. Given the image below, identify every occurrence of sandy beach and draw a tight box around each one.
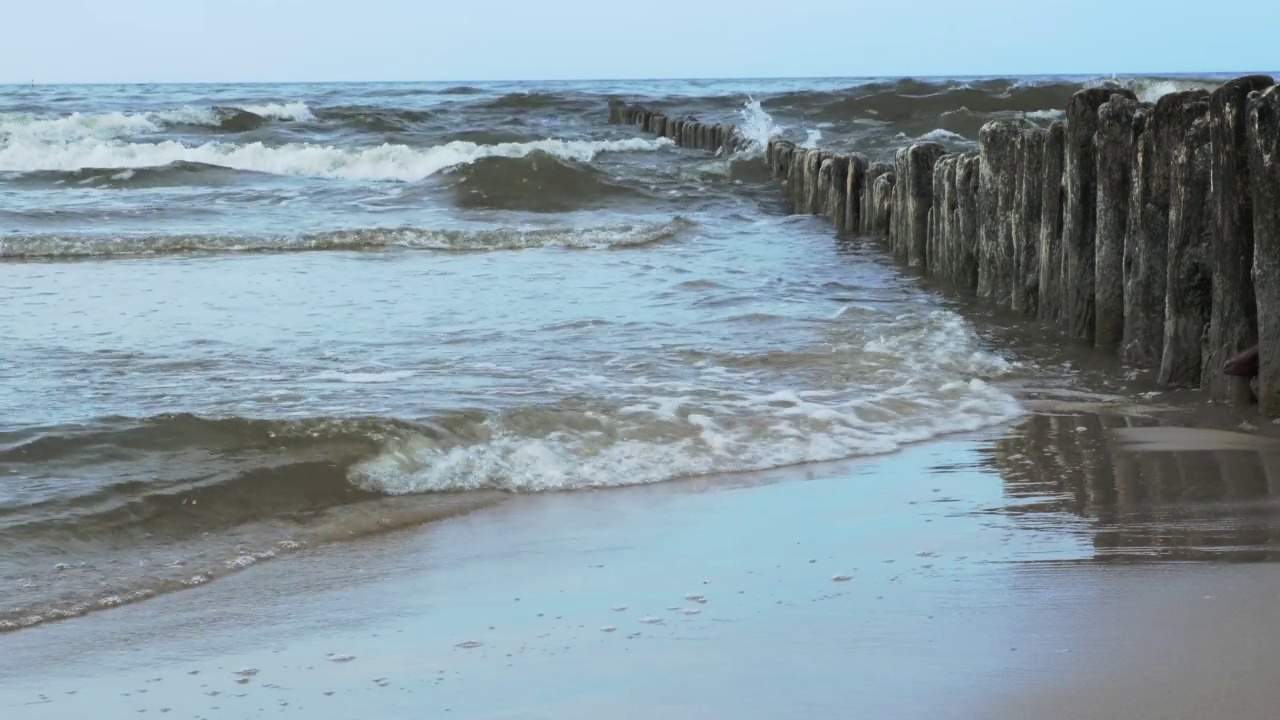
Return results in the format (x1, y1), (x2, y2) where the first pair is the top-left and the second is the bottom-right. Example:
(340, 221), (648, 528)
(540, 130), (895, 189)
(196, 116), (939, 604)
(4, 412), (1279, 719)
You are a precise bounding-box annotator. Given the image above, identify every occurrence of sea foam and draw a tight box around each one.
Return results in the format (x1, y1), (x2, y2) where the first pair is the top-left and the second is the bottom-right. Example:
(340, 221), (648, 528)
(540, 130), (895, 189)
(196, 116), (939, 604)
(348, 310), (1023, 495)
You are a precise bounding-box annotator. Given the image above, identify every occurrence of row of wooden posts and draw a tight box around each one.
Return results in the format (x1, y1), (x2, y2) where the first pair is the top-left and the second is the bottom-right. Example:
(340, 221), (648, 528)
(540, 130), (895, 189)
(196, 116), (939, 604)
(608, 76), (1280, 416)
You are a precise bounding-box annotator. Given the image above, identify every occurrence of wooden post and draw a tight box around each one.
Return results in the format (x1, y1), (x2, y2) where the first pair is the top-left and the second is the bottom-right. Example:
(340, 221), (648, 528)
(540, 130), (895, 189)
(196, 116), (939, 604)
(1094, 95), (1143, 346)
(1037, 122), (1066, 324)
(930, 155), (958, 278)
(1206, 75), (1275, 403)
(1063, 88), (1136, 340)
(817, 157), (834, 220)
(955, 153), (981, 293)
(804, 149), (825, 215)
(1159, 117), (1213, 387)
(829, 155), (850, 230)
(871, 172), (896, 237)
(904, 143), (948, 269)
(1122, 91), (1209, 367)
(1249, 85), (1280, 415)
(861, 163), (893, 235)
(1014, 128), (1046, 315)
(789, 148), (806, 213)
(892, 147), (908, 258)
(978, 119), (1028, 306)
(844, 154), (868, 234)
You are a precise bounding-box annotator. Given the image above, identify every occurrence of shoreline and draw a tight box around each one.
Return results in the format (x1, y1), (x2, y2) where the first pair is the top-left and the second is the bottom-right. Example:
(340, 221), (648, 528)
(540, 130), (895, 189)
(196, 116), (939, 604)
(4, 413), (1280, 718)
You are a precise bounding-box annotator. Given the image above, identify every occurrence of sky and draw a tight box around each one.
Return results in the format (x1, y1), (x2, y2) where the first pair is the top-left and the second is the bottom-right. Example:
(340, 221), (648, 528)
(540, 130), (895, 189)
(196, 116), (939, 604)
(0, 0), (1276, 84)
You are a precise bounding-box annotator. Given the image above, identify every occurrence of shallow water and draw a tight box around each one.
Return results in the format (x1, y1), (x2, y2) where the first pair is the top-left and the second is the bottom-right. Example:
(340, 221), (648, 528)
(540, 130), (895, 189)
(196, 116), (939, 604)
(0, 73), (1240, 629)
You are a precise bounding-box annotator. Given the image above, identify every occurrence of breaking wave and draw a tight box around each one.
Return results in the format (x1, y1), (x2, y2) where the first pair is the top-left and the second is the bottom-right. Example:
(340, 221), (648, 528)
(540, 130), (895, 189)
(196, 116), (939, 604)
(0, 135), (673, 182)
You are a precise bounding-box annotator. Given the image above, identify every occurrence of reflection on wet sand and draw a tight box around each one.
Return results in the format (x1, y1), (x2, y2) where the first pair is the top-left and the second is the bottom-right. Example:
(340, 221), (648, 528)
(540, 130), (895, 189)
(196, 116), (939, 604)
(987, 412), (1280, 561)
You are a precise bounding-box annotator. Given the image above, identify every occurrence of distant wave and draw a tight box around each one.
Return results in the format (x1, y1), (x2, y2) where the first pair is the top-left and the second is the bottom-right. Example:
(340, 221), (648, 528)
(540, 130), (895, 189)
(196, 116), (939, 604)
(312, 104), (434, 132)
(440, 151), (650, 212)
(0, 135), (673, 182)
(477, 92), (576, 111)
(3, 160), (262, 189)
(0, 219), (692, 259)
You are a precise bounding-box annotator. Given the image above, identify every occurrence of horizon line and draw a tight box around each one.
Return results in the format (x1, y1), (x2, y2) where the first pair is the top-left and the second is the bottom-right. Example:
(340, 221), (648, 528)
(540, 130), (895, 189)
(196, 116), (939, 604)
(1, 70), (1275, 89)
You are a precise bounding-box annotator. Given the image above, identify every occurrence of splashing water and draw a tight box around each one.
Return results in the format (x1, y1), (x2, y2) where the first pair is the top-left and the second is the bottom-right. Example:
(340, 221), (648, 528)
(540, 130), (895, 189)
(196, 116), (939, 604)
(733, 96), (783, 158)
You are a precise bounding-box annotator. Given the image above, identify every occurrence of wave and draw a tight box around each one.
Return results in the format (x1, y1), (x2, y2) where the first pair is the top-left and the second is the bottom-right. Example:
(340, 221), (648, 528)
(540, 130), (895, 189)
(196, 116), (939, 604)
(0, 308), (1021, 632)
(477, 92), (576, 111)
(0, 134), (671, 182)
(0, 219), (691, 258)
(1082, 76), (1220, 104)
(312, 104), (434, 132)
(0, 103), (315, 142)
(440, 151), (647, 212)
(746, 76), (1223, 126)
(2, 160), (262, 188)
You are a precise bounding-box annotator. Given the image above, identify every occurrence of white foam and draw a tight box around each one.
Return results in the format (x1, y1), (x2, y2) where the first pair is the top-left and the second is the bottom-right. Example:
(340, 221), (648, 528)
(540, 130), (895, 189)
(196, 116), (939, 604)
(0, 135), (672, 182)
(1025, 109), (1065, 121)
(240, 102), (315, 121)
(915, 128), (968, 143)
(348, 311), (1024, 495)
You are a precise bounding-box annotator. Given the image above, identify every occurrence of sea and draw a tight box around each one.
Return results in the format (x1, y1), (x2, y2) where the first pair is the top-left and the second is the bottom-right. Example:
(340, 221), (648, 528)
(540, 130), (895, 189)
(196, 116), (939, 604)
(0, 73), (1233, 631)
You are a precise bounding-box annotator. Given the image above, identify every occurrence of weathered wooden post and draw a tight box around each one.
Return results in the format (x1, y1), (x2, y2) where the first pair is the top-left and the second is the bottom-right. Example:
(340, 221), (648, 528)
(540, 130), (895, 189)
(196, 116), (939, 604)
(785, 147), (802, 211)
(955, 153), (981, 292)
(861, 163), (893, 235)
(978, 119), (1028, 306)
(903, 143), (947, 269)
(608, 100), (627, 124)
(828, 155), (850, 230)
(1122, 91), (1209, 367)
(892, 148), (909, 257)
(930, 155), (957, 278)
(871, 172), (896, 237)
(1094, 95), (1142, 346)
(1205, 75), (1275, 404)
(804, 149), (825, 215)
(1159, 117), (1213, 387)
(817, 158), (834, 220)
(1014, 128), (1046, 315)
(1249, 85), (1280, 415)
(1063, 88), (1136, 339)
(844, 154), (868, 234)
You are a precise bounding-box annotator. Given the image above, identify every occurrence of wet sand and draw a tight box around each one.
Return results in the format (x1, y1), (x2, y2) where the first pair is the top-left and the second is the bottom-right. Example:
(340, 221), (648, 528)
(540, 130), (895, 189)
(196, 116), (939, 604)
(3, 414), (1280, 719)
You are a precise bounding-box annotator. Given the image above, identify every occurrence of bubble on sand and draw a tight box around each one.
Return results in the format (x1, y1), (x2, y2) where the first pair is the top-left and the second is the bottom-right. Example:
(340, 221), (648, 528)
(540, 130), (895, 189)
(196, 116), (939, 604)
(235, 668), (258, 677)
(611, 605), (628, 612)
(455, 641), (483, 649)
(832, 574), (853, 582)
(639, 616), (665, 625)
(681, 608), (702, 615)
(685, 594), (707, 604)
(327, 654), (355, 663)
(601, 626), (617, 633)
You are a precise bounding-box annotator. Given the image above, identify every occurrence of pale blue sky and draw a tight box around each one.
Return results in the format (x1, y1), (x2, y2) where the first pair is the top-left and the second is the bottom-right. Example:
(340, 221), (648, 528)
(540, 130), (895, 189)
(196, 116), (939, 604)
(0, 0), (1275, 84)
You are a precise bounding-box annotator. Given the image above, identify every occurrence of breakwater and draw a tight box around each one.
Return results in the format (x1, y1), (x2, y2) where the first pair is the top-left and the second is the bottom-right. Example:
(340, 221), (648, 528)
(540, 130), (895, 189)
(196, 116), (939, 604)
(609, 76), (1280, 416)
